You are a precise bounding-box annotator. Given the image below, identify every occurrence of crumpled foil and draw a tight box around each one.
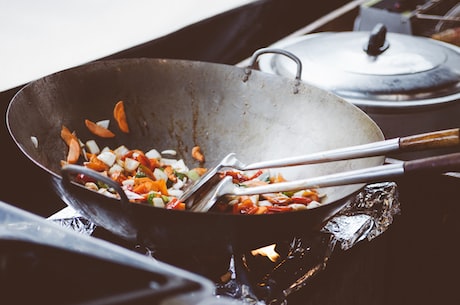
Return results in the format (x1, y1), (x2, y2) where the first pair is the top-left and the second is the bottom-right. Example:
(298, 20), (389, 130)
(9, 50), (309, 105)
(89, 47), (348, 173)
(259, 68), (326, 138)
(48, 206), (97, 235)
(322, 181), (400, 250)
(48, 182), (400, 305)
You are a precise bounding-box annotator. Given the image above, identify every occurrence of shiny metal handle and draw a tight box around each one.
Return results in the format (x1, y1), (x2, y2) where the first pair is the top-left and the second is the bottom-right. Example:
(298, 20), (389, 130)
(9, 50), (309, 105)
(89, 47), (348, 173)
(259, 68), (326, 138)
(246, 47), (303, 80)
(231, 163), (404, 196)
(233, 152), (460, 196)
(61, 164), (130, 207)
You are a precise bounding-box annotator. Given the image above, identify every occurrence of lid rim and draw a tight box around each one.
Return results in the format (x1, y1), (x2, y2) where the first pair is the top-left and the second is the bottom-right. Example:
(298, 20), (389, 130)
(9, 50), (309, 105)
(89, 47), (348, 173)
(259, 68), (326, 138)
(258, 32), (460, 103)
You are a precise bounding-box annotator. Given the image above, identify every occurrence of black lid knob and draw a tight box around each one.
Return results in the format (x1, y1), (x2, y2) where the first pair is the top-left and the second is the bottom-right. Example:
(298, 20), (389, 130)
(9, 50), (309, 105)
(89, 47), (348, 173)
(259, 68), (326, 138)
(364, 23), (390, 56)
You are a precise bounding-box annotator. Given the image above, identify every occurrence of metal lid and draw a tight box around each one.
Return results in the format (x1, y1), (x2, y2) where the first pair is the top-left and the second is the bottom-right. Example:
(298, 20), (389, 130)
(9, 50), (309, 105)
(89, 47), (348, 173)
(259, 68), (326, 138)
(258, 24), (460, 108)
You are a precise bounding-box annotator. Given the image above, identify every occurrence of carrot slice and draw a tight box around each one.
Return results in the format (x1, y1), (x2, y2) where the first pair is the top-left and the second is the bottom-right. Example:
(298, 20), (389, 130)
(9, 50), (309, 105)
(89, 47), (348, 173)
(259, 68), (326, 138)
(133, 177), (168, 195)
(192, 146), (205, 162)
(66, 138), (81, 164)
(61, 125), (78, 146)
(85, 119), (115, 138)
(113, 100), (129, 133)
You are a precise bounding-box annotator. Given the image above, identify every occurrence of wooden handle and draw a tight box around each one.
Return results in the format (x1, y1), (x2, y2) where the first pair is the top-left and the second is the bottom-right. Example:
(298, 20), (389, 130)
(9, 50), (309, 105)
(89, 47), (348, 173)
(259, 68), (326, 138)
(404, 152), (460, 174)
(399, 128), (460, 151)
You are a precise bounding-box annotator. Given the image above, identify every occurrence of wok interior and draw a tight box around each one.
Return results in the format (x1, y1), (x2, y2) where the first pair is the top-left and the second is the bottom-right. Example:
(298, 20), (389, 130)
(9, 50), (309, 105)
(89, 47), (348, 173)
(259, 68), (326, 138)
(7, 58), (384, 208)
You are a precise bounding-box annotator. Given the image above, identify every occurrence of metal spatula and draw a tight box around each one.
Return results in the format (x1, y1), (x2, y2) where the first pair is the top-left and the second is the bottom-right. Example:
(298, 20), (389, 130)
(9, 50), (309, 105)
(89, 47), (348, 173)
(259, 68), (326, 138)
(190, 151), (460, 212)
(180, 128), (460, 209)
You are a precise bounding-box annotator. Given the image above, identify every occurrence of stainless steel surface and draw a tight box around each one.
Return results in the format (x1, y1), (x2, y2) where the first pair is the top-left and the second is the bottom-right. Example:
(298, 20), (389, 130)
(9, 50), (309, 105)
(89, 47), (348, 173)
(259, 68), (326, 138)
(6, 56), (385, 250)
(257, 28), (460, 144)
(258, 29), (460, 106)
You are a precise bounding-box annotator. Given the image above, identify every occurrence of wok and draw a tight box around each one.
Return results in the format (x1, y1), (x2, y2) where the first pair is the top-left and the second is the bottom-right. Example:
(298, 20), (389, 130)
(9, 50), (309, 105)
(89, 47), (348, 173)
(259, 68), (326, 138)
(6, 51), (386, 251)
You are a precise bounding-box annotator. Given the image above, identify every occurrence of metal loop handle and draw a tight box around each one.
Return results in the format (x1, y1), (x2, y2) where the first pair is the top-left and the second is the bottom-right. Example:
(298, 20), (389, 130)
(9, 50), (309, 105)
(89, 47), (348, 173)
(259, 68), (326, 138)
(247, 48), (303, 80)
(61, 164), (131, 208)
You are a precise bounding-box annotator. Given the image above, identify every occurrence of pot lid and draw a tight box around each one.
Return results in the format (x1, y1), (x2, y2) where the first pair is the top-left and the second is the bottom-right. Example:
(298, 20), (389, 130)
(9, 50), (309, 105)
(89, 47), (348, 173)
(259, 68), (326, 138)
(258, 24), (460, 107)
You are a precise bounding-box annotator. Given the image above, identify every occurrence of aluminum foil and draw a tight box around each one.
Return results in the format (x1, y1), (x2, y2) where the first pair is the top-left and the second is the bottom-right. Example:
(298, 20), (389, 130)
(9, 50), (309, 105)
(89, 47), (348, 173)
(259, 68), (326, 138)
(48, 182), (400, 305)
(48, 206), (97, 235)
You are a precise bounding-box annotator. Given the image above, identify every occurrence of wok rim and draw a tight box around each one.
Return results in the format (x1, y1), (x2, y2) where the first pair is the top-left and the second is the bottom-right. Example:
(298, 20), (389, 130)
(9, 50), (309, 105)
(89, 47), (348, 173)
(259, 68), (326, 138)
(5, 56), (384, 221)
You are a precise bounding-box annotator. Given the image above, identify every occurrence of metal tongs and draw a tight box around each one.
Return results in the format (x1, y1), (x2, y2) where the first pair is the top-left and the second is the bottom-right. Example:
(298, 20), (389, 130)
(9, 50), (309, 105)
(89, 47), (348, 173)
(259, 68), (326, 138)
(180, 128), (460, 212)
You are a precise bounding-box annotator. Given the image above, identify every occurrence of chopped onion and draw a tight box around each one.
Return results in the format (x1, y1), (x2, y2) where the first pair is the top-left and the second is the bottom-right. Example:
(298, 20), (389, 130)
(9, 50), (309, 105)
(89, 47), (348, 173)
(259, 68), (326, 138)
(97, 151), (116, 166)
(124, 189), (144, 200)
(84, 182), (98, 191)
(124, 157), (140, 172)
(114, 145), (129, 158)
(167, 189), (184, 198)
(96, 119), (110, 129)
(85, 140), (100, 154)
(122, 179), (134, 188)
(108, 163), (124, 175)
(97, 188), (117, 198)
(151, 197), (165, 208)
(307, 201), (321, 209)
(171, 178), (184, 189)
(161, 149), (177, 156)
(159, 158), (176, 166)
(153, 168), (168, 181)
(145, 148), (161, 159)
(288, 203), (308, 211)
(162, 158), (188, 172)
(257, 200), (272, 207)
(30, 136), (38, 148)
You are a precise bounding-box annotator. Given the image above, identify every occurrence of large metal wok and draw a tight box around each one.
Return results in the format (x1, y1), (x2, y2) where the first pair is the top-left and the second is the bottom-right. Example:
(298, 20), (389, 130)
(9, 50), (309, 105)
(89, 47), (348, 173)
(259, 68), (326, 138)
(6, 51), (386, 251)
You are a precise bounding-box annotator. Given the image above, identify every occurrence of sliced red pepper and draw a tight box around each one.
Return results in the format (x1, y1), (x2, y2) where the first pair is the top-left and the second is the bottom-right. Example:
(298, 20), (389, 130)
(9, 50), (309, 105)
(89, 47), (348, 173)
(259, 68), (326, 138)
(267, 206), (292, 213)
(165, 198), (186, 210)
(75, 173), (96, 184)
(246, 170), (264, 181)
(246, 206), (261, 215)
(222, 171), (246, 183)
(290, 196), (313, 205)
(133, 150), (152, 170)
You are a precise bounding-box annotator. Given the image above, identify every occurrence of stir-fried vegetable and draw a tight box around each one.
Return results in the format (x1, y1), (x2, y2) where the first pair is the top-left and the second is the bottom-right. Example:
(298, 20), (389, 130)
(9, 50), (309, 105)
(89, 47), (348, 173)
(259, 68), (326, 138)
(68, 142), (206, 211)
(113, 100), (129, 133)
(84, 119), (116, 138)
(59, 100), (324, 214)
(211, 170), (324, 214)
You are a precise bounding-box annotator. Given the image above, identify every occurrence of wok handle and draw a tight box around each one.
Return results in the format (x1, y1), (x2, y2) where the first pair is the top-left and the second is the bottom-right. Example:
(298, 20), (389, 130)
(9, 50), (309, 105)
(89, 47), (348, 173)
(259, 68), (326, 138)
(404, 152), (460, 174)
(61, 164), (130, 208)
(243, 128), (460, 171)
(247, 48), (303, 80)
(399, 128), (460, 151)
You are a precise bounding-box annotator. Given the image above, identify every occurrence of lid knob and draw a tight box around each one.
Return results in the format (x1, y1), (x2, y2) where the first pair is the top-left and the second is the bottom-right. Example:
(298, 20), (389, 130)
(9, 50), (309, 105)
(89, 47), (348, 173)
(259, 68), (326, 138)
(364, 23), (390, 56)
